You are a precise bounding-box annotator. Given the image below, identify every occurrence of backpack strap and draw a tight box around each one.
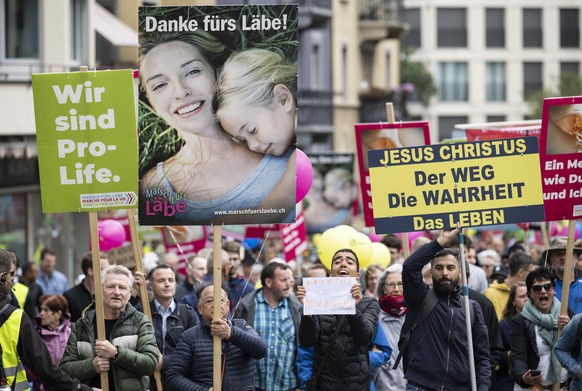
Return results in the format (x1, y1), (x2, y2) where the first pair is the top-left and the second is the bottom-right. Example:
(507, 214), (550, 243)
(0, 303), (17, 329)
(393, 288), (437, 369)
(177, 303), (192, 328)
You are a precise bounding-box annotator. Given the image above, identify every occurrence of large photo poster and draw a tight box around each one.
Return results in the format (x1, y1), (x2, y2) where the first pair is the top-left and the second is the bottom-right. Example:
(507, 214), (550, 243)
(304, 153), (357, 233)
(539, 96), (582, 220)
(137, 5), (298, 226)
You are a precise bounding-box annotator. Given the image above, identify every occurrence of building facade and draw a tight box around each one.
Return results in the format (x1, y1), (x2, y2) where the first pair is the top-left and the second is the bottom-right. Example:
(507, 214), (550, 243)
(402, 0), (582, 141)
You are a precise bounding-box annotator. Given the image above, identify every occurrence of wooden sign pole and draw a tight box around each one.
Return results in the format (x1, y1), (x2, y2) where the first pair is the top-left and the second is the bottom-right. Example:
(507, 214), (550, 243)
(127, 209), (163, 390)
(80, 63), (108, 391)
(88, 212), (109, 391)
(212, 225), (223, 391)
(553, 219), (577, 391)
(385, 103), (409, 258)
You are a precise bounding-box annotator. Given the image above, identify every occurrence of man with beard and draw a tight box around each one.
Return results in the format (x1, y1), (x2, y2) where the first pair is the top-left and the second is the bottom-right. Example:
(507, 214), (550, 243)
(235, 262), (302, 391)
(401, 226), (491, 391)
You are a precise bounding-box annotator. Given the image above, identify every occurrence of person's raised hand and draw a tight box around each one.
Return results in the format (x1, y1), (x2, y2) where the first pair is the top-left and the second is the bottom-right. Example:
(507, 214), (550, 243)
(296, 285), (306, 305)
(437, 223), (461, 247)
(351, 281), (363, 306)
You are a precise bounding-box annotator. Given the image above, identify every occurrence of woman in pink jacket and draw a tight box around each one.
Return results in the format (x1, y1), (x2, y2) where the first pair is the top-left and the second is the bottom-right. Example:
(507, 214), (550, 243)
(29, 294), (72, 390)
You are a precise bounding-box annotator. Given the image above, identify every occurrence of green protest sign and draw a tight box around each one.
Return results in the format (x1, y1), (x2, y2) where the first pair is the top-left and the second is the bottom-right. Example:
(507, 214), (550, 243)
(33, 70), (138, 212)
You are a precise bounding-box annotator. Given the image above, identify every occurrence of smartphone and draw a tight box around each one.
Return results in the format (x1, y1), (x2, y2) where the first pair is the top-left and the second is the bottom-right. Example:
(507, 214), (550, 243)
(530, 370), (541, 377)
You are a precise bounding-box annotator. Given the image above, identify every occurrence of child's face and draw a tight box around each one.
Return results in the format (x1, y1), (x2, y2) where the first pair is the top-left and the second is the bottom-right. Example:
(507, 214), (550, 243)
(141, 41), (217, 136)
(219, 86), (295, 156)
(323, 174), (354, 209)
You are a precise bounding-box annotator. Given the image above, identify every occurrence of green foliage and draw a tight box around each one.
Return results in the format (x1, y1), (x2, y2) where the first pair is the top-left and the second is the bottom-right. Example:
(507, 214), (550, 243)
(400, 47), (436, 107)
(526, 72), (582, 118)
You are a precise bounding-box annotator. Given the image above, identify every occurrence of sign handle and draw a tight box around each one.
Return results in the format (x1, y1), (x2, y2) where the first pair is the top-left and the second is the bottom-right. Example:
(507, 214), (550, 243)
(127, 209), (163, 390)
(89, 212), (109, 391)
(213, 225), (223, 391)
(552, 220), (577, 391)
(385, 102), (409, 258)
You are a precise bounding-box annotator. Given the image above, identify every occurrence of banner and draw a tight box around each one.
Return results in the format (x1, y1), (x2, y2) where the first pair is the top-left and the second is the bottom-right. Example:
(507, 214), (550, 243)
(355, 121), (431, 227)
(281, 211), (307, 262)
(540, 96), (582, 220)
(369, 137), (545, 233)
(304, 153), (357, 233)
(137, 5), (298, 225)
(32, 70), (138, 212)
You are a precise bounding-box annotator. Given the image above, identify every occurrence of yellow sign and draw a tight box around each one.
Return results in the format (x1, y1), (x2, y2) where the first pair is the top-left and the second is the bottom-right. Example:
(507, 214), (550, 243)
(368, 137), (544, 233)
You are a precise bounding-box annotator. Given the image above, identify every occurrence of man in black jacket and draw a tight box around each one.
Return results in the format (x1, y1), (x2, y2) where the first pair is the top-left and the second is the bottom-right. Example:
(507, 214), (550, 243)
(402, 227), (491, 391)
(297, 248), (379, 391)
(63, 251), (109, 322)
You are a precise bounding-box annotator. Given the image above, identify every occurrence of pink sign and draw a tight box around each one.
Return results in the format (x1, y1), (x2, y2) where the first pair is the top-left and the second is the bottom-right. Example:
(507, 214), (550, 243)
(539, 96), (582, 220)
(355, 121), (431, 227)
(281, 211), (307, 261)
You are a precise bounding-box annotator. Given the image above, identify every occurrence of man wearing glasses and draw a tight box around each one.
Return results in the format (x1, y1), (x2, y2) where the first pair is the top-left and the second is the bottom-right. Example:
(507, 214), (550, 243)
(0, 249), (99, 390)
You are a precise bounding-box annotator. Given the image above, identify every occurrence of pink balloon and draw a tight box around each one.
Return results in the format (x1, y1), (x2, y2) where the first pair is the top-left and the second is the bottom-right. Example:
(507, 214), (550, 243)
(98, 219), (126, 251)
(367, 232), (383, 243)
(296, 149), (314, 203)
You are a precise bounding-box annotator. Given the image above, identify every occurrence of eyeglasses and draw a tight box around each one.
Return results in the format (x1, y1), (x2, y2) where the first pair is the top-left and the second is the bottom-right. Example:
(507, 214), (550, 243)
(531, 283), (553, 294)
(384, 282), (403, 290)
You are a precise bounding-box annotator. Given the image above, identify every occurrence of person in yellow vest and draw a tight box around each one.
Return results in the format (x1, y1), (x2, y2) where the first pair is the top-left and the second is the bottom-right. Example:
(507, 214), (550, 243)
(0, 249), (99, 391)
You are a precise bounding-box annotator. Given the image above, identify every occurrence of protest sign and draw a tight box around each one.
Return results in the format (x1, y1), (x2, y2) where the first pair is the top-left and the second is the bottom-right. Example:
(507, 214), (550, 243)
(539, 96), (582, 220)
(369, 137), (545, 234)
(355, 121), (431, 227)
(282, 211), (307, 261)
(32, 70), (138, 212)
(304, 153), (357, 233)
(137, 5), (298, 225)
(303, 277), (356, 315)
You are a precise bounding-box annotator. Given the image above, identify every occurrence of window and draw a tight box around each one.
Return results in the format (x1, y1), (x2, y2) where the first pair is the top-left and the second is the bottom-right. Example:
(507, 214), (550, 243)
(438, 116), (467, 141)
(403, 8), (421, 48)
(438, 62), (468, 101)
(561, 62), (580, 76)
(523, 62), (543, 97)
(560, 9), (580, 48)
(3, 0), (39, 59)
(70, 0), (87, 64)
(486, 62), (506, 101)
(486, 8), (505, 48)
(341, 44), (348, 100)
(487, 115), (506, 122)
(437, 8), (467, 47)
(523, 9), (542, 48)
(311, 44), (321, 90)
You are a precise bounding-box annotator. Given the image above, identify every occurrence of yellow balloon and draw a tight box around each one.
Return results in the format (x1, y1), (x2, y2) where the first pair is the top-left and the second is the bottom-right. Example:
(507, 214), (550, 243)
(317, 226), (352, 270)
(311, 233), (321, 248)
(350, 231), (373, 270)
(369, 242), (391, 267)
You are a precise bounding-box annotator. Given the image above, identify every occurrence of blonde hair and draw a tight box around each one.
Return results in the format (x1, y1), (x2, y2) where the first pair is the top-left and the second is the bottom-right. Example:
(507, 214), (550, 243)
(215, 48), (297, 115)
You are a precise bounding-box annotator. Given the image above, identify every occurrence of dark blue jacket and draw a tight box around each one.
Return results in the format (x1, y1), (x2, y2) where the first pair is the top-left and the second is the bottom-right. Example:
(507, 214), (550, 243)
(402, 240), (491, 391)
(165, 318), (266, 391)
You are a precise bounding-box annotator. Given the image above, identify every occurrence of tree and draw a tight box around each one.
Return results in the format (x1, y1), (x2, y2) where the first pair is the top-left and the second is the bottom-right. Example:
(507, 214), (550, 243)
(526, 72), (582, 118)
(400, 47), (436, 107)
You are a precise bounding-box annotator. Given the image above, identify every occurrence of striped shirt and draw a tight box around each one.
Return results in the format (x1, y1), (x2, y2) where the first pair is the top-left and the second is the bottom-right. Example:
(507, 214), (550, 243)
(254, 290), (297, 390)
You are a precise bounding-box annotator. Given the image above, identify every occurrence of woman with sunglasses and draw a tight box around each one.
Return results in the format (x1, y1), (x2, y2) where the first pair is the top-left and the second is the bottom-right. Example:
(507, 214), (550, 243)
(510, 267), (571, 390)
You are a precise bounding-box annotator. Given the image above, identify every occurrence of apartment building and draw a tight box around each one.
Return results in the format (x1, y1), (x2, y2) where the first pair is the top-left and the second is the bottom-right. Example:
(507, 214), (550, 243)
(402, 0), (582, 141)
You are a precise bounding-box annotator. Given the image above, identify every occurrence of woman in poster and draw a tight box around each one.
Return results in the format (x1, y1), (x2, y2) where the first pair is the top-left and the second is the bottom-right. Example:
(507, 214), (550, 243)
(137, 6), (297, 225)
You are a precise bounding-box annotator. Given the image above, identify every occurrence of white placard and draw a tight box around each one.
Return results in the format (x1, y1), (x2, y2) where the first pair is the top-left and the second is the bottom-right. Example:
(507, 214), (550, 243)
(303, 277), (356, 315)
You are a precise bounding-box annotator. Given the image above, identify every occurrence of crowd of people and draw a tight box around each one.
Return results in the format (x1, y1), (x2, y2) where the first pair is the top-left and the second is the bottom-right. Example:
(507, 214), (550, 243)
(3, 228), (582, 390)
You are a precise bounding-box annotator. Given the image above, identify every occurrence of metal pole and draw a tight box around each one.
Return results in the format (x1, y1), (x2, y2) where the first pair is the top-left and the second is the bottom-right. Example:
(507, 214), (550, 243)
(459, 229), (477, 391)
